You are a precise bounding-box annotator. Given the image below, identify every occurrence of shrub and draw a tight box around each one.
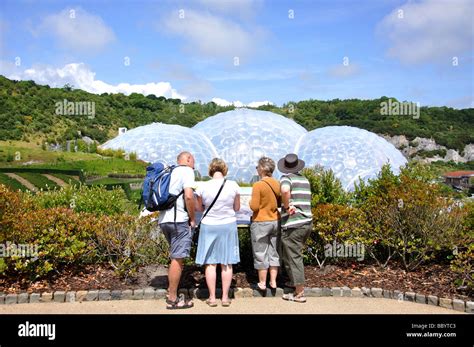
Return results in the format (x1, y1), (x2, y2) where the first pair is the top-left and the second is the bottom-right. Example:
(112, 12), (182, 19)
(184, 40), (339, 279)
(91, 214), (168, 278)
(0, 185), (167, 280)
(0, 184), (35, 239)
(451, 201), (474, 292)
(1, 207), (99, 279)
(356, 165), (466, 270)
(237, 227), (254, 270)
(307, 204), (367, 268)
(302, 165), (348, 206)
(96, 147), (124, 158)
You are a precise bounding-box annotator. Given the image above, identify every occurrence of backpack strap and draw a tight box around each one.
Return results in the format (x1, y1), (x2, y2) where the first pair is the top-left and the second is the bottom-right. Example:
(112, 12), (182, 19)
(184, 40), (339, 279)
(170, 164), (188, 226)
(174, 189), (184, 225)
(198, 179), (226, 228)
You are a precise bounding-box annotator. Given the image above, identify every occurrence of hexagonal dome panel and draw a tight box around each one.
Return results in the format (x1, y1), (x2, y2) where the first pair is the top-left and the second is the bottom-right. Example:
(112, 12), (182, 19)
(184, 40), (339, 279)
(296, 126), (407, 190)
(101, 123), (218, 177)
(193, 108), (308, 182)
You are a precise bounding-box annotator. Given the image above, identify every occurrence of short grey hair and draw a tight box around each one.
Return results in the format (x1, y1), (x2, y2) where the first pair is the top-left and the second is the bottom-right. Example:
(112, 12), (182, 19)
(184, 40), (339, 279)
(258, 157), (275, 176)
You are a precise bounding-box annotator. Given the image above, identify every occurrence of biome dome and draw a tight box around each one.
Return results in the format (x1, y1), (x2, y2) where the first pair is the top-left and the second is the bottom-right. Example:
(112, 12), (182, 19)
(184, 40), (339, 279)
(295, 126), (407, 190)
(101, 123), (218, 177)
(193, 108), (307, 182)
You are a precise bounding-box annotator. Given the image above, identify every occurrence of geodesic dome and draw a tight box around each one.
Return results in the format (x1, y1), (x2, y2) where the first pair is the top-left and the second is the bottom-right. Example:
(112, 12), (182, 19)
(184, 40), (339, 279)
(295, 126), (407, 190)
(193, 108), (307, 182)
(101, 123), (218, 177)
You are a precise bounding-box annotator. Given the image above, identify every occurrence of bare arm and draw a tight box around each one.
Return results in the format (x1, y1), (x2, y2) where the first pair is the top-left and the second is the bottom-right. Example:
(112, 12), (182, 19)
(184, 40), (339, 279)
(184, 187), (195, 225)
(195, 195), (204, 212)
(233, 194), (240, 212)
(281, 185), (291, 210)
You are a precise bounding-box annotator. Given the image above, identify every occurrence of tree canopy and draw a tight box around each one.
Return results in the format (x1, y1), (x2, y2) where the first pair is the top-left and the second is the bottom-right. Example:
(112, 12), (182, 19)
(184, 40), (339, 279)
(0, 76), (472, 151)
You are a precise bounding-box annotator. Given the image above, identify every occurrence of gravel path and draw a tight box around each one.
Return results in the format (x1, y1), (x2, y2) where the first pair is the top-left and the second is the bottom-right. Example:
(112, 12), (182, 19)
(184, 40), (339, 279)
(0, 297), (463, 314)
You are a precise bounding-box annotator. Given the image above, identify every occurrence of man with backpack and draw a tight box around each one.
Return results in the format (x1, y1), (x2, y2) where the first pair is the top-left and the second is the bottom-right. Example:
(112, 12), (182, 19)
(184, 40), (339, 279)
(157, 151), (196, 309)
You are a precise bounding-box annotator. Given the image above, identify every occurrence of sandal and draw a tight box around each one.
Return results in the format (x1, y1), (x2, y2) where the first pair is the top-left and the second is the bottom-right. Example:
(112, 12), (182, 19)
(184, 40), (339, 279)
(282, 292), (307, 303)
(166, 294), (194, 310)
(256, 282), (266, 291)
(221, 300), (231, 307)
(206, 298), (218, 307)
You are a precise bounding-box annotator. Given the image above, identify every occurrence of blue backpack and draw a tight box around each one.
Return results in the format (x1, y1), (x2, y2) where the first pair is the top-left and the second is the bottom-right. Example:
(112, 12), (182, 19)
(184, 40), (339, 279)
(142, 162), (184, 212)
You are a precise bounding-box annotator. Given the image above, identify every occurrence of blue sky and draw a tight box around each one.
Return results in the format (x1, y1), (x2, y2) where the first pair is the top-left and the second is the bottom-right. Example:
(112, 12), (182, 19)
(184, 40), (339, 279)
(0, 0), (472, 108)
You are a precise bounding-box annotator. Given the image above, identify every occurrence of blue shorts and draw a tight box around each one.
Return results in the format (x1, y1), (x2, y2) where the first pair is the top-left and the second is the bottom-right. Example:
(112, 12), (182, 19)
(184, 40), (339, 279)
(160, 222), (192, 259)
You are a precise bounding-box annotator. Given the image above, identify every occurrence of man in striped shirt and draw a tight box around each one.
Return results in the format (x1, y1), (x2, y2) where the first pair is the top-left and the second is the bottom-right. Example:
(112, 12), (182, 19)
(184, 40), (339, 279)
(278, 153), (313, 303)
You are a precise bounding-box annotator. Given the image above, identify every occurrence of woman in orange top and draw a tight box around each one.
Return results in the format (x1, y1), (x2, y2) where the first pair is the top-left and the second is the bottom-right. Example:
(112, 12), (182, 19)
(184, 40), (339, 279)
(249, 157), (281, 291)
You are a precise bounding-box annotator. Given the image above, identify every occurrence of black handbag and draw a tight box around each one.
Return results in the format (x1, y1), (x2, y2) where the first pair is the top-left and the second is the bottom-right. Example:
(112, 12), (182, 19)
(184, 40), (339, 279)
(193, 179), (227, 245)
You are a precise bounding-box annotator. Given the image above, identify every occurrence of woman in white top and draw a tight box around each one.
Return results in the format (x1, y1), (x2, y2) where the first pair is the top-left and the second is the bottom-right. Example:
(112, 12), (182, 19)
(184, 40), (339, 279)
(195, 158), (240, 307)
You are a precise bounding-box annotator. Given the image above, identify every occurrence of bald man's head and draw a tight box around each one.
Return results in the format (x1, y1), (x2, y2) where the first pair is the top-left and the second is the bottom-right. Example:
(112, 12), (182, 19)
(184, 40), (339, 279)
(177, 151), (195, 169)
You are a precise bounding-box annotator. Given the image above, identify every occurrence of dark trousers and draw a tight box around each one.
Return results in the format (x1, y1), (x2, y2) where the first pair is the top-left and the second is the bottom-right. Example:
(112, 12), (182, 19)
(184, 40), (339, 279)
(280, 223), (312, 287)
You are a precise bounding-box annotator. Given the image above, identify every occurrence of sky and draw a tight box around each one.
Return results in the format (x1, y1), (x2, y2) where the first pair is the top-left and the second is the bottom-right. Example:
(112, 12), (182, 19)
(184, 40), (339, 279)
(0, 0), (472, 108)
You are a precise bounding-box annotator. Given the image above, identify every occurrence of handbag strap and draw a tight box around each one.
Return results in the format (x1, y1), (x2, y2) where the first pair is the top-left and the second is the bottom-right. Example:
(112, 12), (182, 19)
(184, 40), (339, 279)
(198, 179), (227, 227)
(261, 179), (279, 205)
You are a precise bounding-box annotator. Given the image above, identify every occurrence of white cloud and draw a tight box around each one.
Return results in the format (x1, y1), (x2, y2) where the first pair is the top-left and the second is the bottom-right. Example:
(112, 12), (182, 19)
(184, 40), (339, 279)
(211, 97), (272, 108)
(247, 100), (273, 108)
(35, 7), (115, 52)
(328, 63), (360, 78)
(163, 9), (265, 61)
(0, 62), (185, 99)
(378, 0), (474, 64)
(198, 0), (262, 18)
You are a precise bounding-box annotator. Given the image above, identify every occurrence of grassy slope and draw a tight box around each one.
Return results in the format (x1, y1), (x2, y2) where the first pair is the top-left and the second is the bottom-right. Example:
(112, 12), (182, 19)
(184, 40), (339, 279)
(16, 172), (59, 190)
(0, 141), (148, 177)
(50, 173), (81, 186)
(0, 173), (28, 191)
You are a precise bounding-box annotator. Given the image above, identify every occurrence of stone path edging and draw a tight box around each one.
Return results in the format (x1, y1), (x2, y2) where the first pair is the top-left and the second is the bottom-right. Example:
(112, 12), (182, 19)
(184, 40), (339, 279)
(1, 287), (471, 313)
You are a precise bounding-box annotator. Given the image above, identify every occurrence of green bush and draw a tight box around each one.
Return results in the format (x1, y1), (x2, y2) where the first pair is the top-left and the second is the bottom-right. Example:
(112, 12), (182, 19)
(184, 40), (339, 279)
(302, 165), (348, 207)
(1, 206), (99, 279)
(237, 227), (254, 270)
(355, 164), (466, 270)
(30, 184), (134, 216)
(307, 204), (367, 267)
(0, 185), (168, 280)
(451, 201), (474, 292)
(92, 214), (169, 278)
